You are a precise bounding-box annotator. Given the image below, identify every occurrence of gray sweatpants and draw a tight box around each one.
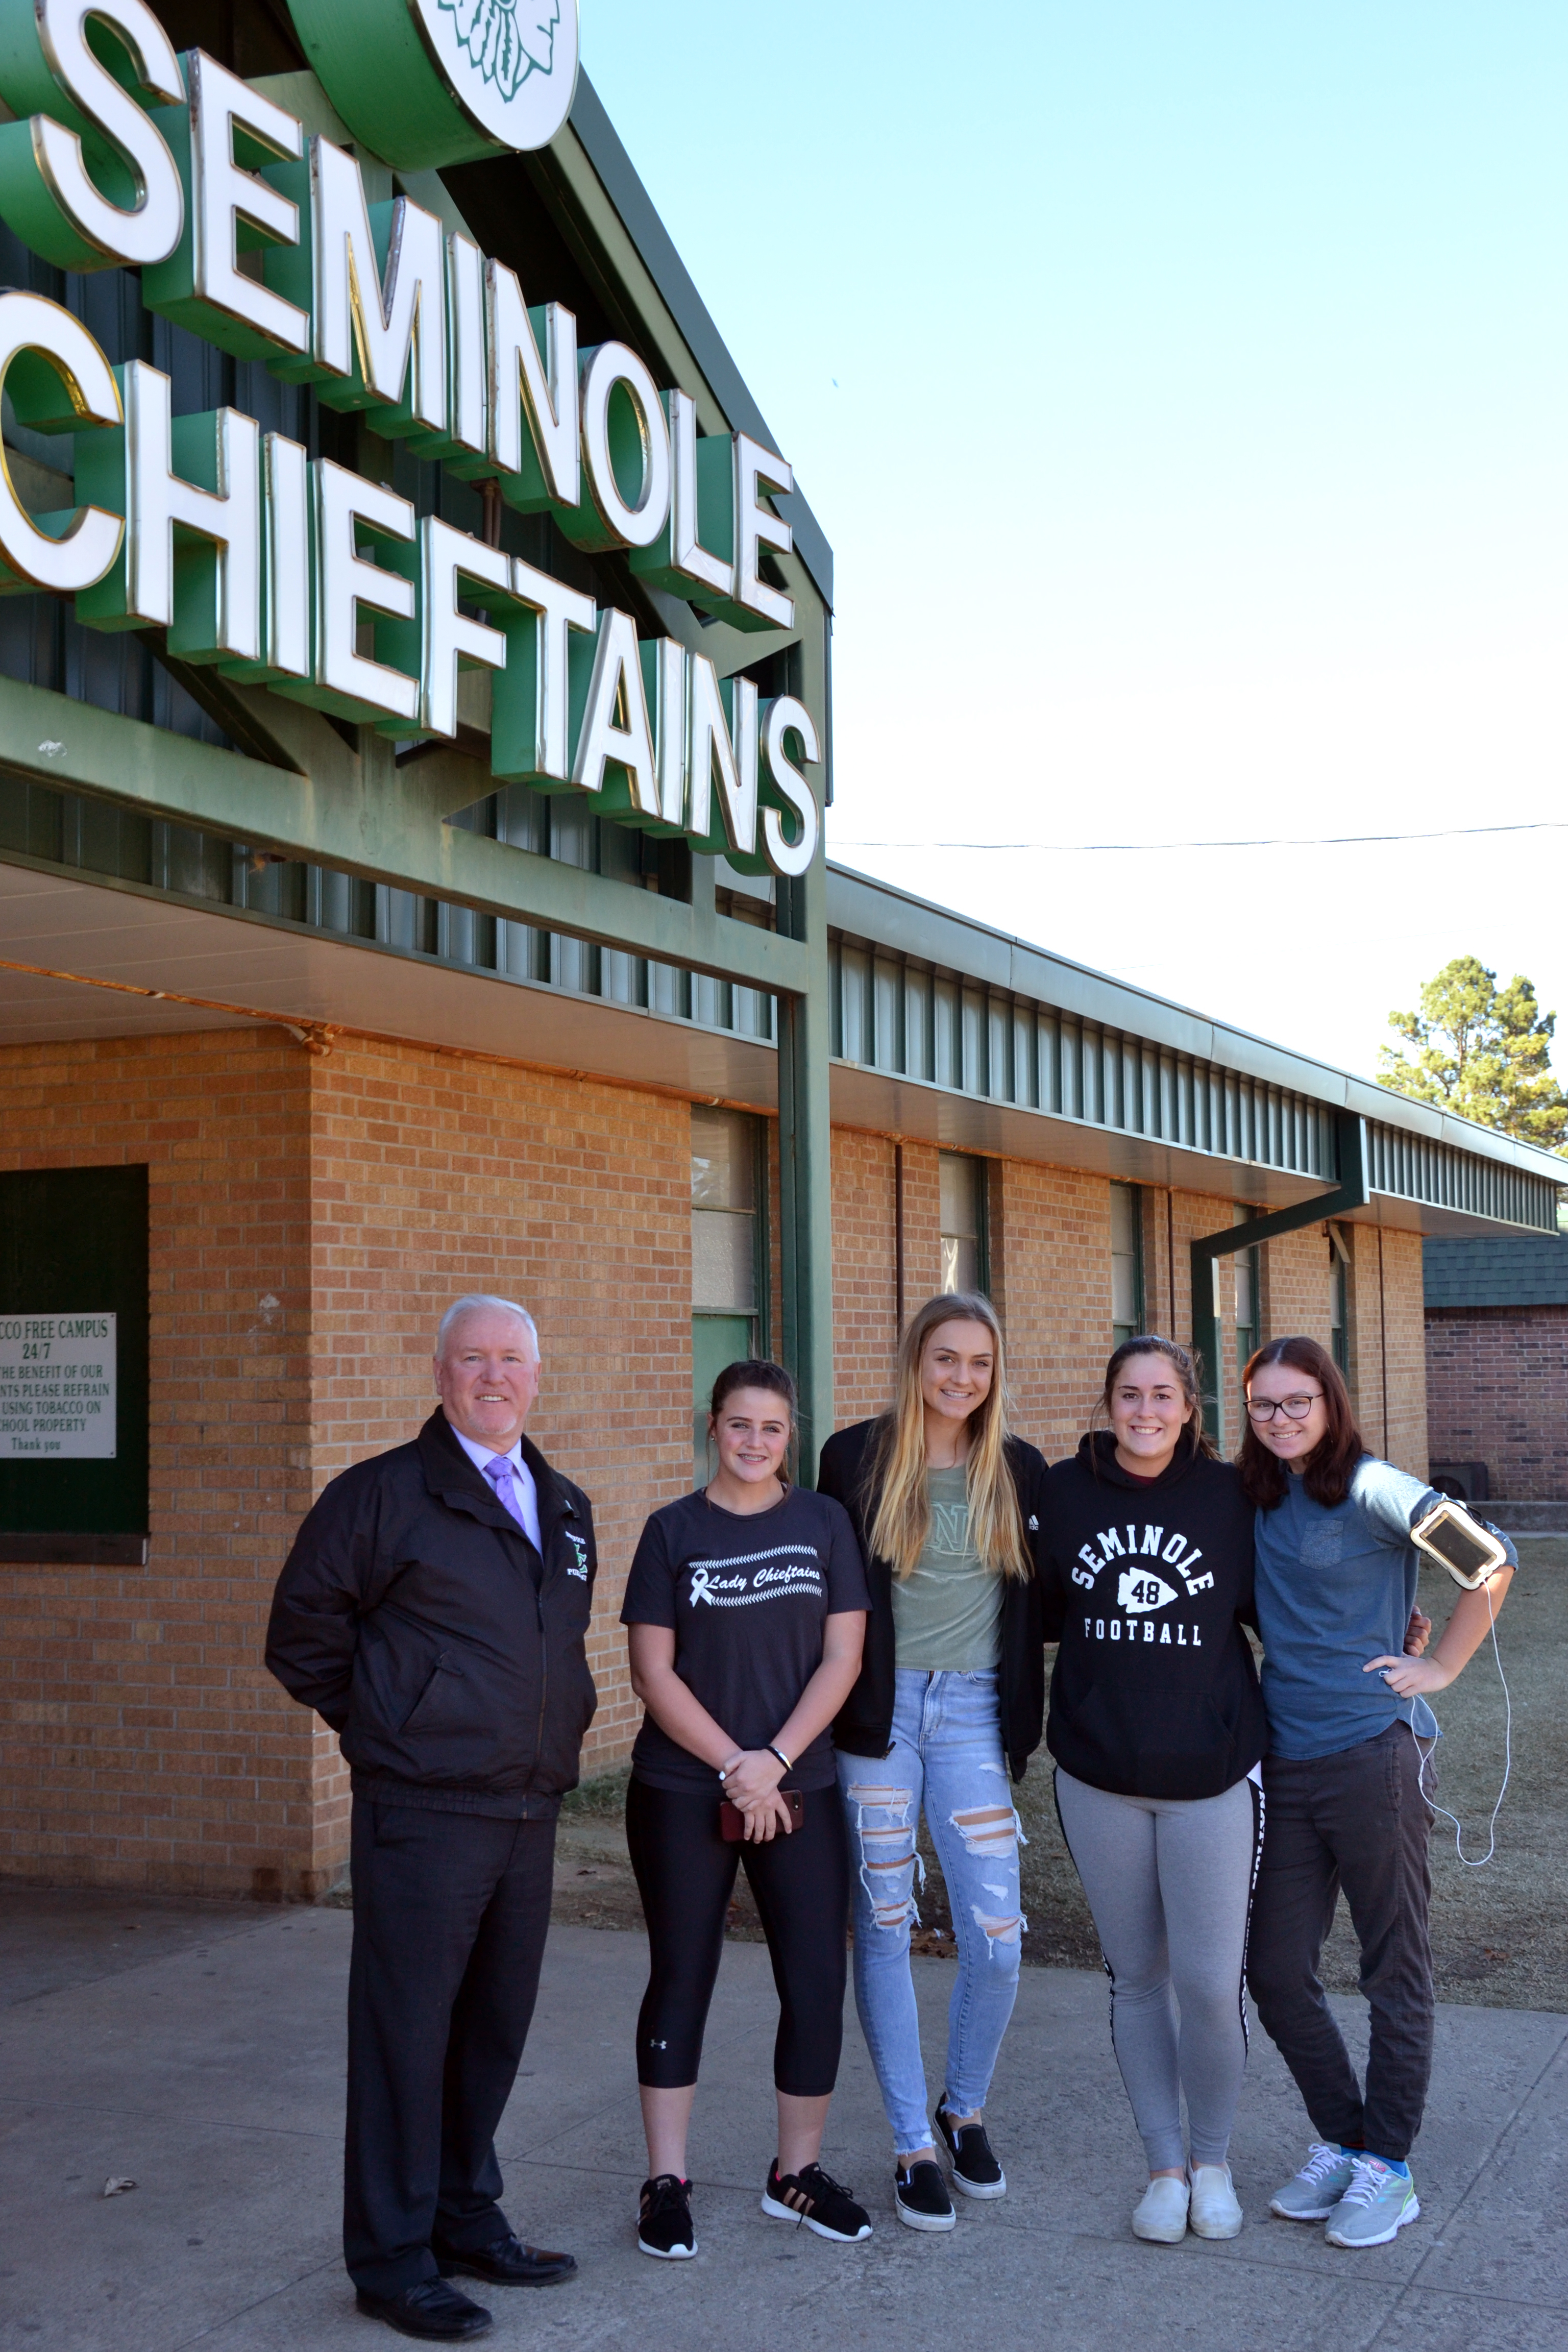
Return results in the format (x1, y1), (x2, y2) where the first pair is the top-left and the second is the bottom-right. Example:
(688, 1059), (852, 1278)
(1055, 1767), (1262, 2172)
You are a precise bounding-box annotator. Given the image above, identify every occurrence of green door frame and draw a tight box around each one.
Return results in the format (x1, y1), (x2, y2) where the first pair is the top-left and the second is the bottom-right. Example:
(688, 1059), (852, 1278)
(1189, 1111), (1369, 1441)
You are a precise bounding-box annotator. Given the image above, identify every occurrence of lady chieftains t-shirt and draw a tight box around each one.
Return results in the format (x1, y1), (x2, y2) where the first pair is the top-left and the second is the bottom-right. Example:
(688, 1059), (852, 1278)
(621, 1485), (870, 1794)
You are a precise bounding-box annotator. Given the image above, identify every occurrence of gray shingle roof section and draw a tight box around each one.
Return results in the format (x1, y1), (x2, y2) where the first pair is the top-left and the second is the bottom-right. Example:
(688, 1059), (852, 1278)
(1424, 1233), (1568, 1308)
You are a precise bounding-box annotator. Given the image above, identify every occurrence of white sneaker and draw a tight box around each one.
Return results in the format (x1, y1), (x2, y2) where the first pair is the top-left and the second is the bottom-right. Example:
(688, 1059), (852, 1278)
(1131, 2174), (1190, 2243)
(1188, 2162), (1243, 2240)
(1270, 2141), (1359, 2222)
(1324, 2157), (1420, 2249)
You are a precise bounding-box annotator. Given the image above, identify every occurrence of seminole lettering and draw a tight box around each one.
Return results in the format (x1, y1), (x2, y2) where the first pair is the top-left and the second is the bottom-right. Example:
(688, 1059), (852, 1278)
(0, 0), (820, 878)
(1071, 1523), (1216, 1597)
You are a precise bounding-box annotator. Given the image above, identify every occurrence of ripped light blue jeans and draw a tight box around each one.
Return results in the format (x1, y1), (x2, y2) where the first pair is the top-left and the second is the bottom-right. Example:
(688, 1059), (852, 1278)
(838, 1670), (1026, 2155)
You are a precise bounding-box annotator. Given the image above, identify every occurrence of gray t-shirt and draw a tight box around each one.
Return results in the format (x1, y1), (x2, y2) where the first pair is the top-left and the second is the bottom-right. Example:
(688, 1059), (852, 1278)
(1253, 1456), (1468, 1760)
(890, 1465), (1003, 1674)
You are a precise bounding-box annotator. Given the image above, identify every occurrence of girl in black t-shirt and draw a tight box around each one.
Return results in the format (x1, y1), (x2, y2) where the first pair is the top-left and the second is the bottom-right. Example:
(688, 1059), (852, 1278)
(621, 1359), (871, 2263)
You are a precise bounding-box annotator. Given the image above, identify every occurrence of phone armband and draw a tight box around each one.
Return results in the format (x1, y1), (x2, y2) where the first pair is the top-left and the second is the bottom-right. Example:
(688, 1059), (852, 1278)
(1410, 1500), (1509, 1590)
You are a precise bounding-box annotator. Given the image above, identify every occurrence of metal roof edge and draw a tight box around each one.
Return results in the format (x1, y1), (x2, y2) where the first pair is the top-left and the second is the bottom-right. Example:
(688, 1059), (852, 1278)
(565, 73), (835, 612)
(824, 861), (1568, 1188)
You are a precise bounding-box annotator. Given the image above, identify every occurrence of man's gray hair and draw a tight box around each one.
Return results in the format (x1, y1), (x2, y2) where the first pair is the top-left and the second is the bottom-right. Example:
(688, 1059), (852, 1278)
(434, 1294), (539, 1358)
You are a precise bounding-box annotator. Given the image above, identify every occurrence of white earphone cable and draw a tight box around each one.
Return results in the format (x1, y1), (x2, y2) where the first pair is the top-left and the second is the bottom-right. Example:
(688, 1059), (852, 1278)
(1411, 1579), (1511, 1869)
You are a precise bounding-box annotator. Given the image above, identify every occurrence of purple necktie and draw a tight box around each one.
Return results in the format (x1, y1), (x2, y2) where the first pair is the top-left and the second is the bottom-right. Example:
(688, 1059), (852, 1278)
(483, 1456), (526, 1527)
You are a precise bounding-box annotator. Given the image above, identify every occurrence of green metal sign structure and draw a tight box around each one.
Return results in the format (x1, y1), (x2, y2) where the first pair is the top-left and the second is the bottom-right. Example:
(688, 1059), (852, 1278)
(0, 0), (837, 1460)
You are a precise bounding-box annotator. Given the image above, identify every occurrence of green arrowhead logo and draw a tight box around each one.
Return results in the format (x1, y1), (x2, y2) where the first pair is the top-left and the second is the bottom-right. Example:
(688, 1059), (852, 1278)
(438, 0), (559, 99)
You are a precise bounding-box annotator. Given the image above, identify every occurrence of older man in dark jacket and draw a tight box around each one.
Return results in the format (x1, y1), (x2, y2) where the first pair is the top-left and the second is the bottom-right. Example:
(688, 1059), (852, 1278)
(267, 1294), (597, 2343)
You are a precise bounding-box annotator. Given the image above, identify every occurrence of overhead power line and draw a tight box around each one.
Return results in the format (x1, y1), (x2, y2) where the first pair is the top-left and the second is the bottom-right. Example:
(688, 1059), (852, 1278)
(831, 820), (1568, 853)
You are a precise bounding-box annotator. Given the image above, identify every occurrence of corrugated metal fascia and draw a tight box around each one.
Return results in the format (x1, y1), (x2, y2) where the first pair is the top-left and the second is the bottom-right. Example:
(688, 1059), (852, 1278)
(826, 864), (1568, 1191)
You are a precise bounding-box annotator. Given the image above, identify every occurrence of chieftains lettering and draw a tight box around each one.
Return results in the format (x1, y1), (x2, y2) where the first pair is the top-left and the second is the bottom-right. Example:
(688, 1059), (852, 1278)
(0, 0), (820, 878)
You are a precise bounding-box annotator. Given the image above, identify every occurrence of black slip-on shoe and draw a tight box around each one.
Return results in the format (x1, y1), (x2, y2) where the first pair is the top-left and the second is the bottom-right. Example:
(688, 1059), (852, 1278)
(434, 2234), (577, 2288)
(762, 2160), (872, 2242)
(893, 2159), (956, 2233)
(355, 2278), (493, 2340)
(638, 2173), (696, 2259)
(936, 2098), (1007, 2198)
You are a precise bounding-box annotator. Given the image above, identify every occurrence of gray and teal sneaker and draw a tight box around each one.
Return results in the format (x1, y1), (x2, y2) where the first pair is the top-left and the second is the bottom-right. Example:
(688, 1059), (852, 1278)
(1324, 2156), (1420, 2248)
(1270, 2142), (1359, 2221)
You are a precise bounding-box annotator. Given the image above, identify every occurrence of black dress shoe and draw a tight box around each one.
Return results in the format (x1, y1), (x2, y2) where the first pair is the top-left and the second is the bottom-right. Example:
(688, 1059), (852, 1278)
(434, 2234), (577, 2289)
(355, 2277), (493, 2340)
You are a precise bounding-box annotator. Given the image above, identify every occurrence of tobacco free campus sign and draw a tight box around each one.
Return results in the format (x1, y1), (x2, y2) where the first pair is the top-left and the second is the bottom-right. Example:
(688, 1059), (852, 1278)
(285, 0), (580, 170)
(0, 0), (818, 878)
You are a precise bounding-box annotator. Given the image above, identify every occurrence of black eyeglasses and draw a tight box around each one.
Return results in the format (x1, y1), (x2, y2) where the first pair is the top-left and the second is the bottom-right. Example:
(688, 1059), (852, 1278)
(1245, 1392), (1322, 1424)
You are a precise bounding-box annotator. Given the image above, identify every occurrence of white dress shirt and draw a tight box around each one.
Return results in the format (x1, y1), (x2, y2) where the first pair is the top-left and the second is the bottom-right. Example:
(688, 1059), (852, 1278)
(449, 1424), (543, 1555)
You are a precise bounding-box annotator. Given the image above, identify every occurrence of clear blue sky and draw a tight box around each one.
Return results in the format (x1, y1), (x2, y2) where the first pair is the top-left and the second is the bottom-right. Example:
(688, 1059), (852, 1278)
(582, 2), (1568, 1086)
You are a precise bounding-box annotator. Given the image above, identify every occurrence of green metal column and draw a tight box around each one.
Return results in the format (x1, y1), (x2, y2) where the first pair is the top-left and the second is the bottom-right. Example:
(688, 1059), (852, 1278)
(777, 854), (835, 1484)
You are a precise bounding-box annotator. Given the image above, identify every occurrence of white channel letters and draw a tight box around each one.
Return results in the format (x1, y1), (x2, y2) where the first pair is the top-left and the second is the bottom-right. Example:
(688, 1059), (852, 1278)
(1072, 1520), (1214, 1649)
(0, 0), (820, 878)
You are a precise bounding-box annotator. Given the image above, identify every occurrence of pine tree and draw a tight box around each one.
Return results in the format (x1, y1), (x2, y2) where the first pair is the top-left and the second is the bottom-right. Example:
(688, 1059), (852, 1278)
(1379, 957), (1568, 1153)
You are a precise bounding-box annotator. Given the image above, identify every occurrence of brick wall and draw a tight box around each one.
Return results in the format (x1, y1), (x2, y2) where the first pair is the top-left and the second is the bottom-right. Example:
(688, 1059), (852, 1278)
(0, 1026), (694, 1899)
(305, 1037), (693, 1791)
(0, 1023), (1446, 1895)
(1425, 1303), (1565, 1499)
(825, 1133), (944, 1432)
(990, 1161), (1113, 1460)
(1260, 1222), (1334, 1357)
(0, 1027), (315, 1900)
(899, 1142), (942, 1332)
(829, 1129), (898, 1427)
(1159, 1188), (1245, 1447)
(1341, 1223), (1427, 1474)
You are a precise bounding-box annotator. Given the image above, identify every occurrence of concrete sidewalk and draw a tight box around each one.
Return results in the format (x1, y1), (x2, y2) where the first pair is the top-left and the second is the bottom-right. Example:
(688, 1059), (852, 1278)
(0, 1888), (1563, 2352)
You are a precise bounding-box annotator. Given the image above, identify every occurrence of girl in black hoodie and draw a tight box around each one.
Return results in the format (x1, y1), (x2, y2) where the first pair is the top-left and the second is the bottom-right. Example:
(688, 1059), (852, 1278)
(1040, 1335), (1263, 2249)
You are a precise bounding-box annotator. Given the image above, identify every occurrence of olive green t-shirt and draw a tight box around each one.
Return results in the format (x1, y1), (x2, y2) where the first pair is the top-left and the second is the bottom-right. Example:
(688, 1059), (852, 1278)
(890, 1464), (1003, 1673)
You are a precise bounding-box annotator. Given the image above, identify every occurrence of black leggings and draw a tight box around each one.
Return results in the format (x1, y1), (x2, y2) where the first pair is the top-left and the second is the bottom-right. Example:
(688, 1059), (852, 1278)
(625, 1777), (850, 2095)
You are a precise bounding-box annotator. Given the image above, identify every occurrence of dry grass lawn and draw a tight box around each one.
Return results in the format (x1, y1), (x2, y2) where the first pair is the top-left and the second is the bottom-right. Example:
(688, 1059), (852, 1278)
(554, 1540), (1565, 2012)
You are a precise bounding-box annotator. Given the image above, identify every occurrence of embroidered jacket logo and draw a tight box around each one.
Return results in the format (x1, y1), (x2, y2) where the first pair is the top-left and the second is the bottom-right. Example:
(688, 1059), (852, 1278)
(565, 1532), (590, 1581)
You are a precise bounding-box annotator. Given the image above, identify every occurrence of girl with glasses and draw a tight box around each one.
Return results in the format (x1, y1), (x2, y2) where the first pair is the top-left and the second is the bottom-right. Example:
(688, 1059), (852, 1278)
(819, 1293), (1047, 2232)
(621, 1360), (873, 2259)
(1241, 1335), (1514, 2250)
(1038, 1335), (1264, 2246)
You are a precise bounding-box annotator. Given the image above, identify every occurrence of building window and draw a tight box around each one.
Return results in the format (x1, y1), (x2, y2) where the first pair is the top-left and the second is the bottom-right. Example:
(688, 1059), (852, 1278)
(1330, 1235), (1349, 1375)
(1235, 1241), (1261, 1375)
(1111, 1182), (1144, 1344)
(692, 1107), (767, 1483)
(939, 1152), (988, 1295)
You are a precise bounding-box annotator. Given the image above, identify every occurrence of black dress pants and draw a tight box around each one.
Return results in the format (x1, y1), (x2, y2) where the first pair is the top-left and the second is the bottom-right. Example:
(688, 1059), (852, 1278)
(1247, 1723), (1435, 2163)
(344, 1798), (555, 2293)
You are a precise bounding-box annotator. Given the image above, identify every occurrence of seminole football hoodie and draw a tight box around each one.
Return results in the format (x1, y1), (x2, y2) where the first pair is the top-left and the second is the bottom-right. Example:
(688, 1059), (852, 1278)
(1040, 1432), (1264, 1800)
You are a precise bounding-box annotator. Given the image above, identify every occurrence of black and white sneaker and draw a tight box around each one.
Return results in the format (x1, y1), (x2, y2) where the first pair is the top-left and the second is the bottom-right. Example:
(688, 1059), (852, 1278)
(762, 2161), (873, 2242)
(936, 2098), (1007, 2198)
(894, 2159), (957, 2233)
(637, 2174), (696, 2259)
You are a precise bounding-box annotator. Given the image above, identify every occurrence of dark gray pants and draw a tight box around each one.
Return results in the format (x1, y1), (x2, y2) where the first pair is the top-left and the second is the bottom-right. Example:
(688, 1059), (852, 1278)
(1247, 1723), (1434, 2163)
(345, 1799), (555, 2293)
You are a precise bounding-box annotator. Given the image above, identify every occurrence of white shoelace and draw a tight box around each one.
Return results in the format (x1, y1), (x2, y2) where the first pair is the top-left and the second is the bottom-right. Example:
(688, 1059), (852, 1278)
(1338, 2157), (1395, 2209)
(1297, 2143), (1349, 2185)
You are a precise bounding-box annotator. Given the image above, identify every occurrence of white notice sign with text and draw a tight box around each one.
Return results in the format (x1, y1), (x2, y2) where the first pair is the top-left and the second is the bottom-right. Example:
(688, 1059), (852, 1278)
(0, 1314), (117, 1458)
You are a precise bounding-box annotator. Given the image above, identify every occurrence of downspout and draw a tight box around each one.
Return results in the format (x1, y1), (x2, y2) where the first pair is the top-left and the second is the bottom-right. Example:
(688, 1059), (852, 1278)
(1190, 1110), (1370, 1442)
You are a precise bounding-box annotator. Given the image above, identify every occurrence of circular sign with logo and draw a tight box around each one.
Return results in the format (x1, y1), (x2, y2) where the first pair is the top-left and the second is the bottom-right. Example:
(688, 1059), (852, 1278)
(286, 0), (579, 170)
